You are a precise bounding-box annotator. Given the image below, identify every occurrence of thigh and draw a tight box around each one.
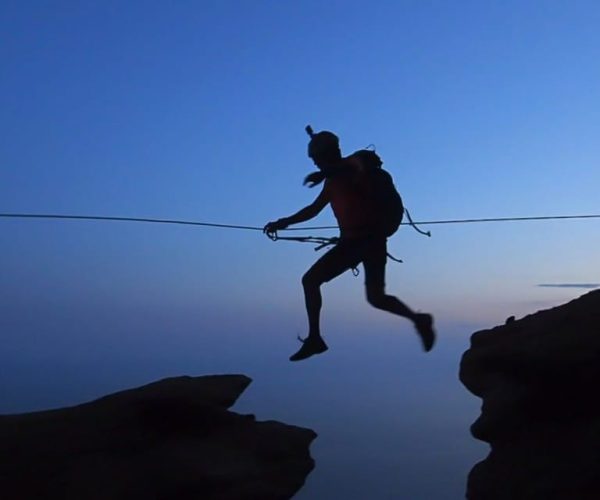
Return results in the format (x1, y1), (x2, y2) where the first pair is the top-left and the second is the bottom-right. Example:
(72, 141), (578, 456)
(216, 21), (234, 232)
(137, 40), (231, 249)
(305, 240), (363, 284)
(363, 238), (387, 289)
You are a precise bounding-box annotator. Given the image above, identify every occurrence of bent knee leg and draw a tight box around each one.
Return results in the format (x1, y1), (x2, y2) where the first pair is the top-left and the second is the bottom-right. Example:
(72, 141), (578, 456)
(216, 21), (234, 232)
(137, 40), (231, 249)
(302, 269), (322, 289)
(303, 245), (352, 290)
(366, 286), (386, 308)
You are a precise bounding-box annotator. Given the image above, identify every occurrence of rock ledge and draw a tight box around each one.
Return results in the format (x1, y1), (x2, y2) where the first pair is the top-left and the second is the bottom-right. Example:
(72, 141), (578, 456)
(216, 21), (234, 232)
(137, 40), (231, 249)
(0, 374), (316, 499)
(460, 290), (600, 499)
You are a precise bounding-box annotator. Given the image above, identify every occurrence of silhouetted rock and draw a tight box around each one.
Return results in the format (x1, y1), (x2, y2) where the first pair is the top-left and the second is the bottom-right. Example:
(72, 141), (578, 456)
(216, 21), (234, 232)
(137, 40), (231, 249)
(0, 375), (316, 500)
(460, 290), (600, 499)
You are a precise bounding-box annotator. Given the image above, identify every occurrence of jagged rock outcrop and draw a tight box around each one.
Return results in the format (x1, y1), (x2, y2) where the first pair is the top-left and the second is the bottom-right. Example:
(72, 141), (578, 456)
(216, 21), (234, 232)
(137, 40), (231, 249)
(0, 375), (316, 500)
(460, 290), (600, 499)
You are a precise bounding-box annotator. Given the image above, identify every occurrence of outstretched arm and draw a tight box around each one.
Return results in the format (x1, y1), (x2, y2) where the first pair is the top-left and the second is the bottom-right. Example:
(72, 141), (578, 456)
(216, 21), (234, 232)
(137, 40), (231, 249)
(264, 187), (329, 234)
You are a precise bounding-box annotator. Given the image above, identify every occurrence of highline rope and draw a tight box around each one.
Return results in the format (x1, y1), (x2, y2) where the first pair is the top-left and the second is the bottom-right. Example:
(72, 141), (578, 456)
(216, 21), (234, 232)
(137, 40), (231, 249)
(2, 212), (600, 231)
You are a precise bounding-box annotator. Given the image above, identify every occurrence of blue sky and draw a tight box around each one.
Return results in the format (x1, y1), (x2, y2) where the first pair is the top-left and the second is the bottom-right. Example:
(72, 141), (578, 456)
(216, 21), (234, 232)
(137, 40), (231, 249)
(1, 2), (599, 497)
(2, 0), (599, 327)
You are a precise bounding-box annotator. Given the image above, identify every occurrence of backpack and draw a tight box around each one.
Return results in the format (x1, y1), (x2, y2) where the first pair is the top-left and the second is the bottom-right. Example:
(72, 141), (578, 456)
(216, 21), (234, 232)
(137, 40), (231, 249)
(350, 149), (404, 237)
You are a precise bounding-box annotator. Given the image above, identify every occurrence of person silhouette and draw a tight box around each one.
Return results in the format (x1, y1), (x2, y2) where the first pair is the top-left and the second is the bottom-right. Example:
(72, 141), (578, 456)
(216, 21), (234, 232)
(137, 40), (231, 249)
(264, 126), (435, 361)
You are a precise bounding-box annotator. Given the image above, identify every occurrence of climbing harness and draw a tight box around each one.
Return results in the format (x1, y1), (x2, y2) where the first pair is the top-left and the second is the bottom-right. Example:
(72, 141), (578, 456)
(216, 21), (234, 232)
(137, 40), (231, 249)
(265, 231), (403, 276)
(265, 232), (339, 251)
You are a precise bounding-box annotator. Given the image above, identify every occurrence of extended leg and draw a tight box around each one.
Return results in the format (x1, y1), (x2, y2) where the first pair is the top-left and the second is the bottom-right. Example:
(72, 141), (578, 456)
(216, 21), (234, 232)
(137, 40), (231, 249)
(366, 286), (435, 352)
(365, 286), (417, 320)
(363, 238), (436, 352)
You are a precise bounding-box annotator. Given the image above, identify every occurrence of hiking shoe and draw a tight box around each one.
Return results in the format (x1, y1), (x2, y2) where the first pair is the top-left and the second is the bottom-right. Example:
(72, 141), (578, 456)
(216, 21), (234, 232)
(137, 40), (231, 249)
(289, 336), (328, 362)
(414, 313), (436, 352)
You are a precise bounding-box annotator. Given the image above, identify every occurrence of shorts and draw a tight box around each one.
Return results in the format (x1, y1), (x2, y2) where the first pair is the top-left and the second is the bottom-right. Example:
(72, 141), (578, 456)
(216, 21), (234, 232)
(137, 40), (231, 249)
(305, 236), (387, 288)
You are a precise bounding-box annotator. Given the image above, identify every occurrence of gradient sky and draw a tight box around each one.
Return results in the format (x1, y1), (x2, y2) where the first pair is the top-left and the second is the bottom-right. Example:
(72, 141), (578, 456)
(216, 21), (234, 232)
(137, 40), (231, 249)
(1, 2), (599, 497)
(2, 1), (599, 322)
